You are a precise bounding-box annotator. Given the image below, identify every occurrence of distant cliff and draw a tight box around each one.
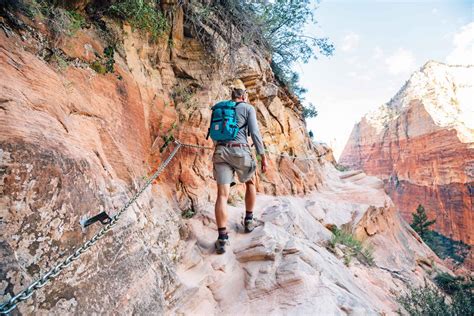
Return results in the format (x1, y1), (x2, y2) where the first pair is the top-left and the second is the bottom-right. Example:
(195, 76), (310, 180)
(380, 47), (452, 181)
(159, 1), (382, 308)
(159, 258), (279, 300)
(340, 61), (473, 266)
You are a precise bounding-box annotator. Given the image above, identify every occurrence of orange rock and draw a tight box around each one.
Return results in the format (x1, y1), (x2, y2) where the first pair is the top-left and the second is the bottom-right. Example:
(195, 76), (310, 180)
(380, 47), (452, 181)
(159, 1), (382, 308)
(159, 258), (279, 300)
(340, 61), (473, 268)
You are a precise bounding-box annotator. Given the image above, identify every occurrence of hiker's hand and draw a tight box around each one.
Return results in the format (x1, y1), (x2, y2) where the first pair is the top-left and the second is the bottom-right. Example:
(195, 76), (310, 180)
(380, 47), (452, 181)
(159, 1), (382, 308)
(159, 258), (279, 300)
(261, 155), (268, 173)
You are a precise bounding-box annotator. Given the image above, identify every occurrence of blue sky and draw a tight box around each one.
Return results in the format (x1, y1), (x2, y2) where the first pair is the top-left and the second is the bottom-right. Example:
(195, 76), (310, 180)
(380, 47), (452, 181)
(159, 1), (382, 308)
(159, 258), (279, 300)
(298, 0), (473, 159)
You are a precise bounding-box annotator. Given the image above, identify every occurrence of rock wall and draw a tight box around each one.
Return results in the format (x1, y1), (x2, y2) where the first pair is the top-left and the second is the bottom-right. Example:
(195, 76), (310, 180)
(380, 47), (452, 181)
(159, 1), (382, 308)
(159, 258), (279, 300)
(0, 2), (328, 313)
(339, 61), (473, 258)
(0, 3), (452, 314)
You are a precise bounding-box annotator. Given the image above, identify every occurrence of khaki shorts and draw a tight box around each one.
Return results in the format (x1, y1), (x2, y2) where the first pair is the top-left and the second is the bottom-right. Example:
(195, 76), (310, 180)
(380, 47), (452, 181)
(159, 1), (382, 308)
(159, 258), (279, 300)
(213, 145), (257, 184)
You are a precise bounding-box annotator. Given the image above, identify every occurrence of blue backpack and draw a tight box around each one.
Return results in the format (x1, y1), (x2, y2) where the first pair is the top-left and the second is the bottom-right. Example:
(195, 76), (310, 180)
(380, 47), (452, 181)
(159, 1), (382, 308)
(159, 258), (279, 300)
(207, 100), (247, 141)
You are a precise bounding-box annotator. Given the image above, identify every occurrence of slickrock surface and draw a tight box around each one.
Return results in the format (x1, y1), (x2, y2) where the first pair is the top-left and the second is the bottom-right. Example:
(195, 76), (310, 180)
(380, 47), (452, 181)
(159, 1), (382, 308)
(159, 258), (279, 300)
(0, 4), (452, 314)
(172, 169), (445, 315)
(339, 62), (474, 254)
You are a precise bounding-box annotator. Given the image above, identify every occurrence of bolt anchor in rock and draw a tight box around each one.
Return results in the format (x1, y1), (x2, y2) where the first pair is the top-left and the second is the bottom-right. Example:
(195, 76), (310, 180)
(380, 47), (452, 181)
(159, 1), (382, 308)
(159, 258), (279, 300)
(80, 211), (112, 228)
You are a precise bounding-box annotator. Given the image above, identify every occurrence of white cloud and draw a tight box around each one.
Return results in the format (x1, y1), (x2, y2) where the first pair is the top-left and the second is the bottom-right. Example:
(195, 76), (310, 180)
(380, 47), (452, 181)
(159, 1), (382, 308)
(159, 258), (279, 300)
(341, 32), (360, 52)
(385, 48), (416, 75)
(344, 56), (359, 65)
(373, 46), (383, 59)
(446, 22), (474, 65)
(348, 71), (372, 81)
(431, 8), (438, 15)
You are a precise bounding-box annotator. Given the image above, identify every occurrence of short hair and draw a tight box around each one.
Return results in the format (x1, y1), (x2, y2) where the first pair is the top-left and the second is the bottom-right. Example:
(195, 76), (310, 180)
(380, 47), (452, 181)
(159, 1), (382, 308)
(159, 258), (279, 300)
(231, 88), (246, 100)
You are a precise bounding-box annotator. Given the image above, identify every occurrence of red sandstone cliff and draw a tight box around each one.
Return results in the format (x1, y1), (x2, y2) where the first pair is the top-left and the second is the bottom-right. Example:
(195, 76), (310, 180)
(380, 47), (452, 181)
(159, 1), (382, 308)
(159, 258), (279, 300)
(340, 61), (473, 260)
(0, 2), (454, 314)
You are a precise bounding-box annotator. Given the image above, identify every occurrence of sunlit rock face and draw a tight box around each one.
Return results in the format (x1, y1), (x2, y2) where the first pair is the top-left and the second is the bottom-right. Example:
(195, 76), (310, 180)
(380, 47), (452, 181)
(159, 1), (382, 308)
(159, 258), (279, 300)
(0, 3), (329, 313)
(172, 169), (447, 315)
(339, 61), (474, 264)
(0, 4), (452, 315)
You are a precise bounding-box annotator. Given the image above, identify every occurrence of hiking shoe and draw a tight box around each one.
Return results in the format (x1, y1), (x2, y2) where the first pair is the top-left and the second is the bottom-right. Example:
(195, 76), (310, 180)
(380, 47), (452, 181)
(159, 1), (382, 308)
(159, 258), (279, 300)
(244, 217), (257, 233)
(215, 238), (229, 254)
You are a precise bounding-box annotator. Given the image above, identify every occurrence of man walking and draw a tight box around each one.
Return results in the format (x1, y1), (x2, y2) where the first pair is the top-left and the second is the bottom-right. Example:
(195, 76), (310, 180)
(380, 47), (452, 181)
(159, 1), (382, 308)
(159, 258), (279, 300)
(211, 79), (267, 254)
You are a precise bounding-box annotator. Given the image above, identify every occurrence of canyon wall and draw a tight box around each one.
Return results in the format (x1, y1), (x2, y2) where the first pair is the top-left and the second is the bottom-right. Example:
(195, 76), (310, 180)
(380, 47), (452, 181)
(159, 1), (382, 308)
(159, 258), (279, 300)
(0, 2), (452, 314)
(340, 61), (473, 257)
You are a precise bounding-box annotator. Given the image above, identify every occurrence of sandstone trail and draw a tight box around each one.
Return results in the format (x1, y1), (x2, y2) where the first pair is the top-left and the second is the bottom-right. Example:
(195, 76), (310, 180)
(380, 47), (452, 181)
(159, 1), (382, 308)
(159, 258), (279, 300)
(0, 2), (451, 315)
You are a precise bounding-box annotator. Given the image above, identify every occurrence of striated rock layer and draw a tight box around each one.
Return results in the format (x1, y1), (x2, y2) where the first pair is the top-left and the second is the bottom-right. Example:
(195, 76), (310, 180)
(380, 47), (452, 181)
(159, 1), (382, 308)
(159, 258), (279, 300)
(339, 62), (473, 258)
(0, 4), (452, 315)
(172, 170), (448, 315)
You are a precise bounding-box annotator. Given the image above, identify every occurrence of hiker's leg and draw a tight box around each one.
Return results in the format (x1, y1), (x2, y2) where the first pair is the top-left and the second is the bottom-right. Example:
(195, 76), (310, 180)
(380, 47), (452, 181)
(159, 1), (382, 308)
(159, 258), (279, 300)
(215, 183), (230, 228)
(245, 178), (256, 214)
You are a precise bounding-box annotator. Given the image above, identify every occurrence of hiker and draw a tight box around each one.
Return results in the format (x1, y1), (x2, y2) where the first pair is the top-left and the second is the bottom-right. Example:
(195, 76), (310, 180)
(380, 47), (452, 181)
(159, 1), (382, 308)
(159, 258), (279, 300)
(207, 79), (267, 254)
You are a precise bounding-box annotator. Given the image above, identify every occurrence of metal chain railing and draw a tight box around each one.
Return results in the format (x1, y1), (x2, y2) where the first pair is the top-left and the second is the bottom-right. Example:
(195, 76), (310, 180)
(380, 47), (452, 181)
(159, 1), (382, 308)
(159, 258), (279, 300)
(0, 139), (327, 314)
(179, 140), (328, 160)
(0, 142), (183, 314)
(265, 148), (329, 161)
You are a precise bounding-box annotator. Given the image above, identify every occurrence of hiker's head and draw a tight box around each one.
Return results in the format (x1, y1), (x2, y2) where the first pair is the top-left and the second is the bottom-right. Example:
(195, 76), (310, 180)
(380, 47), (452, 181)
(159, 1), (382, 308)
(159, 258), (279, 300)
(230, 79), (247, 101)
(231, 88), (246, 101)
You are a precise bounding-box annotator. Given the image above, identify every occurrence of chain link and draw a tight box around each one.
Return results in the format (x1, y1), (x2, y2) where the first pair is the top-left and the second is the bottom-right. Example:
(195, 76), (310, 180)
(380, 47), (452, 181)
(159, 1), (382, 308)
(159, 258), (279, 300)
(265, 149), (329, 160)
(1, 139), (327, 314)
(0, 142), (182, 314)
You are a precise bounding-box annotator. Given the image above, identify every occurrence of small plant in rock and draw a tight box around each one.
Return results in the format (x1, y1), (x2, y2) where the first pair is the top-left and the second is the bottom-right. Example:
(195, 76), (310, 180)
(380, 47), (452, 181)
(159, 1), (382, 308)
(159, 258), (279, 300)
(328, 226), (374, 266)
(335, 164), (349, 172)
(66, 10), (85, 35)
(159, 124), (177, 153)
(109, 0), (168, 39)
(90, 46), (115, 74)
(160, 133), (175, 153)
(171, 84), (196, 106)
(181, 208), (196, 219)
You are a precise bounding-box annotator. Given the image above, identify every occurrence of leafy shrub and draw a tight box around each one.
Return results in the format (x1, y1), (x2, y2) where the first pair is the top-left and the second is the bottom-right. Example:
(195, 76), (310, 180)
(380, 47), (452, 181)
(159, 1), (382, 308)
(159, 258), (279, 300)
(434, 272), (473, 296)
(302, 103), (318, 119)
(398, 285), (451, 316)
(398, 275), (473, 316)
(329, 227), (374, 266)
(109, 0), (168, 38)
(424, 231), (470, 264)
(90, 46), (115, 74)
(66, 10), (85, 35)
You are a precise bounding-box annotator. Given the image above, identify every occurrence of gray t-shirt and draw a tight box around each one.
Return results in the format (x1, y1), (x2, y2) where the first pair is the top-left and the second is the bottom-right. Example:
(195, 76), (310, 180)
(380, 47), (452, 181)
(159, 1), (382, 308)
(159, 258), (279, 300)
(217, 102), (265, 155)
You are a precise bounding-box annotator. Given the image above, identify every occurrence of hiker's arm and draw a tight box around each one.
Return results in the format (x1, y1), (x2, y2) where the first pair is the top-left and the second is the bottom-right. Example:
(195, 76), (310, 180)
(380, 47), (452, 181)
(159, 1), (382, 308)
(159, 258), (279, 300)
(247, 107), (267, 173)
(248, 107), (265, 156)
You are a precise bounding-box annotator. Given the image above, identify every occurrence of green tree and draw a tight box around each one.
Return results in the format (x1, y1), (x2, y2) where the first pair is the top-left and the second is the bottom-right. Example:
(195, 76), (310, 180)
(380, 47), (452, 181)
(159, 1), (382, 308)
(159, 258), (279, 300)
(410, 204), (436, 239)
(209, 0), (334, 100)
(254, 0), (334, 98)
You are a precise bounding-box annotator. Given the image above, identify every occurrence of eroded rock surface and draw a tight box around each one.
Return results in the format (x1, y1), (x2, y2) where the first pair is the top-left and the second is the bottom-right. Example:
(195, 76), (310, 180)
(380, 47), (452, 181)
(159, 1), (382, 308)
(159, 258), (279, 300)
(172, 168), (445, 315)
